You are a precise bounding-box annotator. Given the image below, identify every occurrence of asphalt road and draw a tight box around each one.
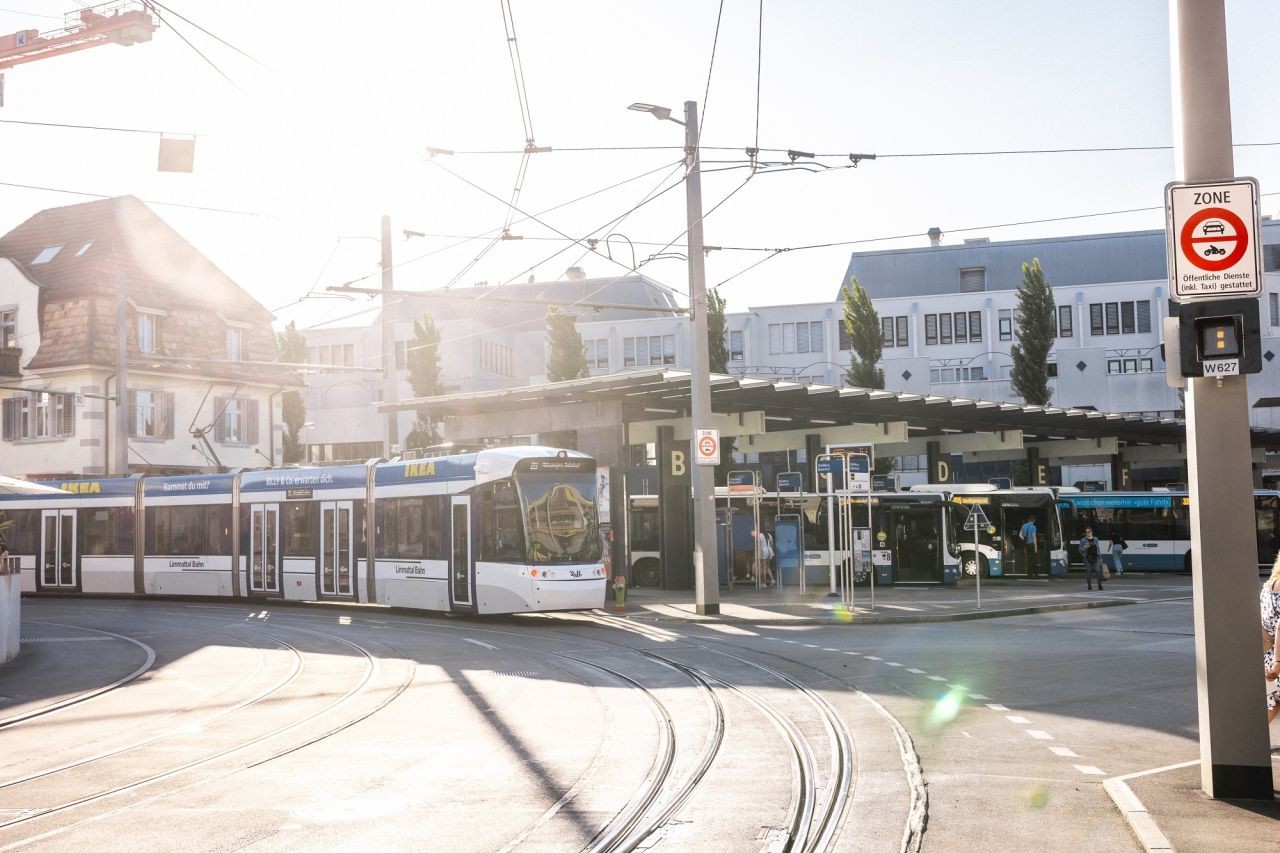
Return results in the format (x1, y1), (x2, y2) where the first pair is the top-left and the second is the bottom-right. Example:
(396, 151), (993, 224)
(0, 595), (1275, 852)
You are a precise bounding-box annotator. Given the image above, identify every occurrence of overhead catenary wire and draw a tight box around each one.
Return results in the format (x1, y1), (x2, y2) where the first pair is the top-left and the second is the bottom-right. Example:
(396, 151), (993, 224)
(146, 0), (272, 71)
(143, 2), (241, 92)
(699, 0), (725, 137)
(753, 0), (764, 154)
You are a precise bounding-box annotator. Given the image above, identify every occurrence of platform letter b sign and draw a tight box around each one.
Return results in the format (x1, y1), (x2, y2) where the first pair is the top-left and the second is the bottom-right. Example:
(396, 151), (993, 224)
(670, 450), (686, 478)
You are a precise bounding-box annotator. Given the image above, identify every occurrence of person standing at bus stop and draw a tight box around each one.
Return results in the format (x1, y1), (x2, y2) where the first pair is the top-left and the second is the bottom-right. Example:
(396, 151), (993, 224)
(1080, 527), (1104, 591)
(1019, 516), (1039, 577)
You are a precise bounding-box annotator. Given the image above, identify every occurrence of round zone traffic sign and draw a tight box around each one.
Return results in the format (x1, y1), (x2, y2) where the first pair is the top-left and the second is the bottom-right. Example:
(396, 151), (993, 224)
(1179, 207), (1249, 272)
(697, 434), (717, 458)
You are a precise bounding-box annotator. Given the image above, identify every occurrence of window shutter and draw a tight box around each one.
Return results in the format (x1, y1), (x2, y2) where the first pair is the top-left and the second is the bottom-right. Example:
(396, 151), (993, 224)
(162, 393), (175, 439)
(127, 390), (137, 436)
(213, 396), (227, 442)
(959, 268), (986, 293)
(2, 398), (14, 441)
(60, 394), (75, 436)
(1135, 301), (1151, 334)
(247, 399), (260, 444)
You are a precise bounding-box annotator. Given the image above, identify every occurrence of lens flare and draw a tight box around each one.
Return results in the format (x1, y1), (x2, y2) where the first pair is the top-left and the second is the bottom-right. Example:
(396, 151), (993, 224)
(925, 689), (963, 729)
(1026, 784), (1050, 809)
(831, 602), (854, 623)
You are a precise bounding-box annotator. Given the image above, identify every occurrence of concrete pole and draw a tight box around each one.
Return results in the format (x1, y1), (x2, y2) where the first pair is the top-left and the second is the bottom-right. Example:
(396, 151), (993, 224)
(381, 215), (399, 457)
(1170, 0), (1273, 800)
(114, 270), (129, 476)
(684, 100), (719, 616)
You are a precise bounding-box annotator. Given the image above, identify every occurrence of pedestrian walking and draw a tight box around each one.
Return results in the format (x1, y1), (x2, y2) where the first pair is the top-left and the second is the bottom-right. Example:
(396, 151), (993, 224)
(1019, 516), (1039, 577)
(1262, 555), (1280, 723)
(752, 529), (774, 587)
(1080, 527), (1104, 591)
(1109, 530), (1126, 577)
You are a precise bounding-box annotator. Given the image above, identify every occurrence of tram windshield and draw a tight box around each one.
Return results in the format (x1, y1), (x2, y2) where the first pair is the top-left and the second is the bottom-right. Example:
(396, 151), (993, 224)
(518, 471), (601, 564)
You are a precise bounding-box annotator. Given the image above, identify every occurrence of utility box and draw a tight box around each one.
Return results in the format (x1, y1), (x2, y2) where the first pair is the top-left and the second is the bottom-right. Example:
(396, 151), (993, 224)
(1174, 297), (1261, 378)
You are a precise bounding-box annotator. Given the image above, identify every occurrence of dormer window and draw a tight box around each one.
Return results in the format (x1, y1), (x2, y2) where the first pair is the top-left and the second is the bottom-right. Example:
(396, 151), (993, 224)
(31, 245), (63, 265)
(138, 313), (157, 353)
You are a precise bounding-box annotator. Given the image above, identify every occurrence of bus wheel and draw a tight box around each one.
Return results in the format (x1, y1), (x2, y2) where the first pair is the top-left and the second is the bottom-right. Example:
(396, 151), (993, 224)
(635, 558), (661, 588)
(962, 554), (989, 578)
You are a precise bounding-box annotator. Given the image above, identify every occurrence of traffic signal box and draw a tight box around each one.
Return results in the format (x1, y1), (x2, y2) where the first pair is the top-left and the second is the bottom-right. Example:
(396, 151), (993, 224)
(1168, 297), (1262, 380)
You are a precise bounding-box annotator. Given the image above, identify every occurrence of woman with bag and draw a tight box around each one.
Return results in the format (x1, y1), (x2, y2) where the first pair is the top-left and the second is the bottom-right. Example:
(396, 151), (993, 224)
(1080, 527), (1105, 591)
(1262, 555), (1280, 722)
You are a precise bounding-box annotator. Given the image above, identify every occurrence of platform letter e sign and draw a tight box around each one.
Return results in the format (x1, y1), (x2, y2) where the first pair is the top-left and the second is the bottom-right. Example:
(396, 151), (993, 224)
(671, 450), (686, 477)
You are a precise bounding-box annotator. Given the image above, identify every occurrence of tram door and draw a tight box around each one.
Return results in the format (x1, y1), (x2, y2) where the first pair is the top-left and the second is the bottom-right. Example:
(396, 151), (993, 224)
(248, 504), (281, 594)
(450, 496), (473, 608)
(888, 507), (940, 583)
(319, 501), (354, 597)
(39, 509), (77, 589)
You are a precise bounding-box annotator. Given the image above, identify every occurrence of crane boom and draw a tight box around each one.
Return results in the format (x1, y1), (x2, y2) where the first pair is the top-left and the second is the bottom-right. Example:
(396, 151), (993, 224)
(0, 1), (156, 70)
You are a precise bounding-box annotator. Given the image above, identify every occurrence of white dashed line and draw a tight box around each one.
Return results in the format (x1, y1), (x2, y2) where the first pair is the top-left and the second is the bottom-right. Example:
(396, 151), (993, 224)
(803, 644), (819, 648)
(844, 651), (861, 656)
(1005, 715), (1031, 725)
(969, 693), (990, 700)
(865, 655), (882, 661)
(985, 703), (1009, 712)
(1026, 730), (1054, 741)
(1073, 765), (1106, 776)
(947, 684), (966, 691)
(907, 668), (925, 674)
(1049, 746), (1079, 758)
(885, 662), (903, 667)
(822, 648), (838, 652)
(927, 675), (947, 682)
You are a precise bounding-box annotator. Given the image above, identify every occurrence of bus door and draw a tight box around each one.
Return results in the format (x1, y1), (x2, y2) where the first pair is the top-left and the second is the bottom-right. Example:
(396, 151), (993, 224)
(1254, 495), (1279, 568)
(1004, 504), (1051, 576)
(450, 496), (473, 609)
(319, 500), (354, 597)
(39, 508), (77, 589)
(774, 514), (804, 586)
(248, 504), (280, 594)
(888, 506), (941, 583)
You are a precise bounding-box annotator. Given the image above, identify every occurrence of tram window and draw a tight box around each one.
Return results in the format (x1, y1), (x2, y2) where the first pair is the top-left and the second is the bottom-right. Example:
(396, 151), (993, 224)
(422, 497), (446, 560)
(0, 509), (38, 553)
(480, 480), (524, 562)
(376, 500), (397, 559)
(148, 505), (231, 555)
(283, 502), (314, 557)
(397, 498), (426, 559)
(82, 507), (135, 555)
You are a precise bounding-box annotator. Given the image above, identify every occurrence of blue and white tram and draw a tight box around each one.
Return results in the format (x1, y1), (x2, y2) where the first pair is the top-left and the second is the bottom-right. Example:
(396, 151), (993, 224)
(0, 446), (607, 615)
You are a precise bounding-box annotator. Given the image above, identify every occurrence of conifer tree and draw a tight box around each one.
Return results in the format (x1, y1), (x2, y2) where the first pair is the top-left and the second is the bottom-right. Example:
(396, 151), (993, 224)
(275, 321), (307, 464)
(706, 287), (730, 374)
(1010, 258), (1055, 406)
(404, 314), (444, 450)
(841, 276), (885, 389)
(545, 307), (589, 382)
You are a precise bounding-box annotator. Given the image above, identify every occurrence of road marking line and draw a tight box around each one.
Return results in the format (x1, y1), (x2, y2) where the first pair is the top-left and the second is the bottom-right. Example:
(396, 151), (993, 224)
(1026, 730), (1054, 740)
(885, 662), (903, 667)
(985, 703), (1008, 711)
(1005, 715), (1031, 725)
(947, 684), (967, 692)
(464, 638), (498, 651)
(969, 693), (990, 700)
(844, 651), (861, 655)
(822, 647), (838, 652)
(1049, 746), (1079, 758)
(1074, 765), (1106, 776)
(865, 655), (882, 660)
(927, 675), (946, 681)
(803, 643), (819, 648)
(907, 668), (925, 674)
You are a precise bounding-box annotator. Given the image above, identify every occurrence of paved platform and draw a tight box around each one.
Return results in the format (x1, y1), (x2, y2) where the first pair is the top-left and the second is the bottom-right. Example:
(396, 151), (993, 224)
(607, 573), (1195, 625)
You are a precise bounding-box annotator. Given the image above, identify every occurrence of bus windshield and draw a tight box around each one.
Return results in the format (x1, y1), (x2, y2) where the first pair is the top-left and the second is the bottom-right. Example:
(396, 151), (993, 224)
(517, 472), (601, 564)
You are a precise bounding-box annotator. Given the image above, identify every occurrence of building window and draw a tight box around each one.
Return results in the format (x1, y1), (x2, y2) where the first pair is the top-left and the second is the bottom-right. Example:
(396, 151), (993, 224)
(728, 330), (744, 362)
(895, 316), (909, 348)
(1047, 363), (1059, 377)
(226, 328), (242, 362)
(129, 389), (174, 439)
(810, 321), (824, 353)
(482, 340), (514, 375)
(31, 245), (62, 265)
(925, 314), (938, 346)
(0, 310), (14, 349)
(623, 337), (636, 367)
(1090, 301), (1152, 336)
(998, 309), (1013, 341)
(1056, 305), (1073, 338)
(880, 316), (909, 348)
(662, 334), (675, 365)
(939, 313), (953, 344)
(881, 318), (892, 347)
(838, 322), (851, 351)
(782, 324), (796, 354)
(584, 338), (609, 370)
(1271, 293), (1279, 328)
(929, 365), (986, 383)
(959, 267), (986, 292)
(621, 336), (673, 367)
(969, 311), (982, 342)
(954, 312), (968, 343)
(771, 321), (823, 354)
(769, 324), (783, 355)
(343, 343), (354, 366)
(213, 396), (259, 444)
(2, 392), (75, 440)
(137, 313), (157, 354)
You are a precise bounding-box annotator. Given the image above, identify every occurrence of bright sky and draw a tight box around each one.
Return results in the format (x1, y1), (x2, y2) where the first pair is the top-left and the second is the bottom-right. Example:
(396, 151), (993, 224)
(2, 1), (1279, 336)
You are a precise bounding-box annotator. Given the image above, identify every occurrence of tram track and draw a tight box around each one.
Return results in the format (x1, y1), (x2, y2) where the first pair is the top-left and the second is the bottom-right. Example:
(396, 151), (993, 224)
(0, 621), (415, 849)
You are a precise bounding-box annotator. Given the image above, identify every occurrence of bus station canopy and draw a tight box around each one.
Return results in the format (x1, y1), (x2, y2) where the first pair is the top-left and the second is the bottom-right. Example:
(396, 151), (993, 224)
(378, 369), (1280, 451)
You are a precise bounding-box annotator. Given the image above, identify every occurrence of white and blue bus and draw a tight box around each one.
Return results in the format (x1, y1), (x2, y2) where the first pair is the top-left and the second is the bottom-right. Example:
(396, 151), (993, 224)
(1057, 489), (1280, 572)
(0, 446), (607, 615)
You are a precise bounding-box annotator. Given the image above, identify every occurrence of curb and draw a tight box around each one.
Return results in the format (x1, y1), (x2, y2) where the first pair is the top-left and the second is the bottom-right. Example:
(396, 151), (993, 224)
(1102, 760), (1198, 853)
(602, 597), (1135, 626)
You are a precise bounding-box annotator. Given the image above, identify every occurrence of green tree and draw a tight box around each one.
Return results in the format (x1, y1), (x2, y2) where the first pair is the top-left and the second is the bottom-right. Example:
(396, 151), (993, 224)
(1010, 258), (1055, 406)
(545, 307), (589, 382)
(706, 287), (730, 374)
(275, 321), (307, 464)
(841, 276), (884, 389)
(404, 314), (444, 450)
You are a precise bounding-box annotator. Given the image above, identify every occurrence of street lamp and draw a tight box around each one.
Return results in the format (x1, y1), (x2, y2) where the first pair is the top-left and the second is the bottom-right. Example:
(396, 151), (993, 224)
(628, 100), (719, 616)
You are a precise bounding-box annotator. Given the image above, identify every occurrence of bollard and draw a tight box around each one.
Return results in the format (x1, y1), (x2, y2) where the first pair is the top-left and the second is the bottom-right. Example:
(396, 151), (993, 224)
(613, 575), (627, 610)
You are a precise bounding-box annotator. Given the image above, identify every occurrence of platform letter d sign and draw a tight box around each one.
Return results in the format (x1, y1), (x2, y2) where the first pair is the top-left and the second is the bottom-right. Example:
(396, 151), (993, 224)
(935, 458), (950, 483)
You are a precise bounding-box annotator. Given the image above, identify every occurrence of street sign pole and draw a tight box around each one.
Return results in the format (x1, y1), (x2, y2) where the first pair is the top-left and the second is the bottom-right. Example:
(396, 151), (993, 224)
(1170, 0), (1272, 800)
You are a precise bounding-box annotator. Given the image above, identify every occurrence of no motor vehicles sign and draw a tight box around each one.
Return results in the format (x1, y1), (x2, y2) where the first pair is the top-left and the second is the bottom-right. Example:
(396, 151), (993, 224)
(694, 428), (719, 466)
(1165, 178), (1262, 301)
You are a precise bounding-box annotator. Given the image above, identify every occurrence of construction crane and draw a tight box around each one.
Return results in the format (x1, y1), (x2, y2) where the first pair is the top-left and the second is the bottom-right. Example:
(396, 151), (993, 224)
(0, 1), (155, 71)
